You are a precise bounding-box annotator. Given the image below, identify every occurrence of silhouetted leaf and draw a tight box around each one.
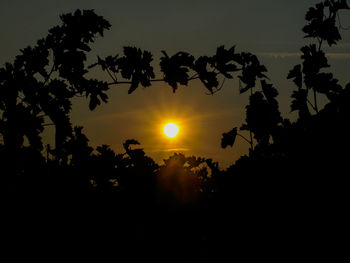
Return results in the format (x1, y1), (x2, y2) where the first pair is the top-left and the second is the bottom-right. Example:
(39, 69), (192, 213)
(287, 64), (302, 89)
(193, 56), (218, 94)
(305, 3), (324, 22)
(59, 9), (111, 41)
(123, 139), (140, 152)
(334, 0), (350, 9)
(261, 80), (278, 101)
(240, 124), (249, 131)
(211, 45), (239, 78)
(303, 2), (343, 46)
(221, 127), (238, 149)
(313, 72), (342, 96)
(291, 89), (308, 112)
(237, 52), (267, 93)
(85, 79), (109, 110)
(244, 91), (282, 145)
(117, 47), (155, 93)
(127, 79), (139, 94)
(94, 55), (119, 73)
(301, 45), (329, 88)
(16, 45), (49, 77)
(160, 51), (194, 92)
(48, 79), (74, 99)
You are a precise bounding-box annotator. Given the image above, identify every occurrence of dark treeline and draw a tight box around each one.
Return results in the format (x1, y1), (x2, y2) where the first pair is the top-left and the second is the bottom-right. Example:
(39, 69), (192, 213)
(1, 1), (349, 261)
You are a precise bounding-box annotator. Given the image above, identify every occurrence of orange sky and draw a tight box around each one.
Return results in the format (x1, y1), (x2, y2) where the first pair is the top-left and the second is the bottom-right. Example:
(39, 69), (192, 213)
(1, 0), (350, 168)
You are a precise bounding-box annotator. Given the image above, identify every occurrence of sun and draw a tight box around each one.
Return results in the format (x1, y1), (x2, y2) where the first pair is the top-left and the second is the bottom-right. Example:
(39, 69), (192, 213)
(163, 123), (179, 138)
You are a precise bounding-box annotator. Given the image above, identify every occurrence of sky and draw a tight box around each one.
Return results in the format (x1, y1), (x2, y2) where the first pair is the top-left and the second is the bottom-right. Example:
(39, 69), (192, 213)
(1, 0), (350, 168)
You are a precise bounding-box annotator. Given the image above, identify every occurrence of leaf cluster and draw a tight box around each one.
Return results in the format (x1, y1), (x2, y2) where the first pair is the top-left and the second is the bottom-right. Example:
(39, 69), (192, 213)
(303, 0), (349, 45)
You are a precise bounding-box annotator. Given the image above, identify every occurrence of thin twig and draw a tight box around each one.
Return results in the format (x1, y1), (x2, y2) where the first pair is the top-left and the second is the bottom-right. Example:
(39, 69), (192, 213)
(188, 74), (199, 80)
(313, 38), (323, 113)
(106, 68), (117, 83)
(107, 76), (200, 87)
(107, 78), (163, 86)
(237, 133), (252, 145)
(205, 78), (226, 95)
(307, 98), (318, 112)
(43, 51), (55, 86)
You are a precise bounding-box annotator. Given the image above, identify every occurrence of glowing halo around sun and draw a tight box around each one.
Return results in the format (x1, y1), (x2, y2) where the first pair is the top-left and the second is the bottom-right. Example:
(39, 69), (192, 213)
(163, 123), (179, 138)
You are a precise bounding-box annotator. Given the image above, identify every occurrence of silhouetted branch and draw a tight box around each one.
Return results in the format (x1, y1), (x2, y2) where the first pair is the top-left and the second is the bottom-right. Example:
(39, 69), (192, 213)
(107, 76), (200, 87)
(188, 73), (199, 80)
(43, 54), (55, 86)
(106, 68), (117, 83)
(249, 130), (254, 150)
(205, 78), (226, 95)
(237, 133), (252, 145)
(307, 98), (318, 112)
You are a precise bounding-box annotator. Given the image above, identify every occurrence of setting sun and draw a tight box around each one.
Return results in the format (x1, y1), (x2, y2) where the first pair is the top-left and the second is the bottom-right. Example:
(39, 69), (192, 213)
(163, 123), (179, 138)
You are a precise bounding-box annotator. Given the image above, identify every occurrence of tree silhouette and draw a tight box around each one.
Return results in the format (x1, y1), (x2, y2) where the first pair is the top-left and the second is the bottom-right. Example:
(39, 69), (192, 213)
(1, 1), (350, 260)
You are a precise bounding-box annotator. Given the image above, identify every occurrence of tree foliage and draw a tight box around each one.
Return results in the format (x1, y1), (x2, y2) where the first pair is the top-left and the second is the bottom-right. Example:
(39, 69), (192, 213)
(1, 3), (349, 253)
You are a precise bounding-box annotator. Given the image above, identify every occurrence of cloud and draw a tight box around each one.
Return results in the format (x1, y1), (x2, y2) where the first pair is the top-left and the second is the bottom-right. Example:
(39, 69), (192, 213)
(163, 148), (191, 152)
(326, 53), (350, 59)
(258, 52), (350, 59)
(89, 105), (242, 124)
(145, 147), (191, 153)
(258, 52), (300, 58)
(89, 109), (146, 121)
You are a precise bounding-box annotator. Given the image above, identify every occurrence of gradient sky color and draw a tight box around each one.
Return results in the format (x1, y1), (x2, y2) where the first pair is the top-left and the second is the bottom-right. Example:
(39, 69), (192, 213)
(1, 0), (350, 168)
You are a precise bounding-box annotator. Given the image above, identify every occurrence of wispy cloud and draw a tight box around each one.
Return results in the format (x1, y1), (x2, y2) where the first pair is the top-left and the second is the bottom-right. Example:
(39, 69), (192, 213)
(163, 148), (191, 152)
(145, 147), (191, 153)
(326, 52), (350, 59)
(88, 106), (242, 123)
(258, 52), (350, 59)
(258, 52), (300, 58)
(89, 109), (146, 121)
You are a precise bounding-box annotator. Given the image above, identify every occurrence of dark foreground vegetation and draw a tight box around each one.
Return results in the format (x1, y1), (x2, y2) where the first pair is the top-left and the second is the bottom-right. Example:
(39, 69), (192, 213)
(1, 1), (349, 261)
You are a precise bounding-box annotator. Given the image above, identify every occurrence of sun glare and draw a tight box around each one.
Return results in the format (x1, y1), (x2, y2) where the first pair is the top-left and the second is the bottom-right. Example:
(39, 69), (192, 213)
(164, 123), (179, 138)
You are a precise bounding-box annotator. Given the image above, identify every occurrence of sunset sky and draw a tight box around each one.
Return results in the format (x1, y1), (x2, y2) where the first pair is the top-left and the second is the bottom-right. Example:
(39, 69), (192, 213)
(1, 0), (350, 168)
